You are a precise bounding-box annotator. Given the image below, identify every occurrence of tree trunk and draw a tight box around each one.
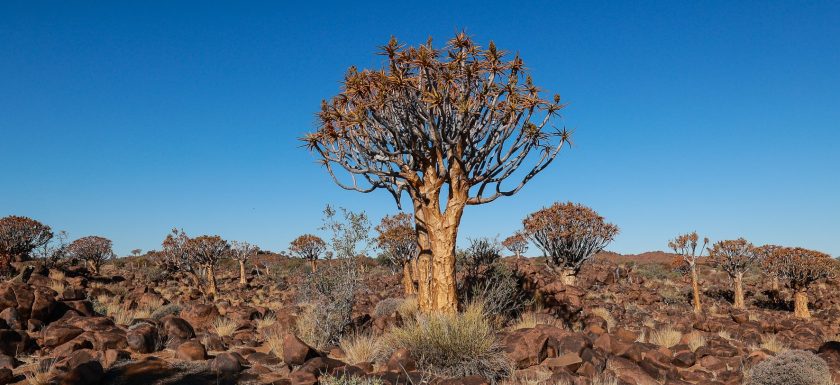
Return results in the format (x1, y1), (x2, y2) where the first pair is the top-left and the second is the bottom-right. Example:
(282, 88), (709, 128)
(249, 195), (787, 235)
(733, 272), (745, 309)
(690, 265), (702, 313)
(238, 260), (246, 285)
(402, 261), (416, 295)
(309, 259), (317, 272)
(412, 197), (463, 314)
(89, 260), (99, 275)
(793, 290), (810, 318)
(771, 276), (779, 291)
(207, 264), (218, 296)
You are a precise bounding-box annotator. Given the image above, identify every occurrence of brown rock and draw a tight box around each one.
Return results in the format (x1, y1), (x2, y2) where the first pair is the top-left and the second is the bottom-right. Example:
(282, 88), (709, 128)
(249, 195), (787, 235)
(211, 352), (245, 373)
(386, 348), (416, 372)
(544, 352), (583, 372)
(59, 360), (103, 385)
(176, 340), (207, 361)
(0, 330), (31, 355)
(43, 324), (84, 348)
(162, 316), (195, 340)
(0, 308), (22, 330)
(0, 368), (11, 385)
(283, 334), (319, 366)
(126, 324), (159, 353)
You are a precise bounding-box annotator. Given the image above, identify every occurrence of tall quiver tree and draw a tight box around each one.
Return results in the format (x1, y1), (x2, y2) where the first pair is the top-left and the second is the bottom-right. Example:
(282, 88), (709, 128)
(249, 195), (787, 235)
(376, 213), (418, 295)
(186, 235), (229, 297)
(0, 216), (53, 274)
(303, 34), (570, 313)
(708, 238), (757, 309)
(523, 202), (619, 286)
(289, 234), (327, 272)
(669, 232), (708, 314)
(502, 231), (529, 259)
(67, 236), (115, 275)
(231, 241), (258, 286)
(765, 247), (838, 318)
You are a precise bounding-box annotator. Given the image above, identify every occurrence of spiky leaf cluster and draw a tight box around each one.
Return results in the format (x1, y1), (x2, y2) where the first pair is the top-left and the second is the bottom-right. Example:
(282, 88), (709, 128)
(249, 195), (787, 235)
(764, 247), (838, 291)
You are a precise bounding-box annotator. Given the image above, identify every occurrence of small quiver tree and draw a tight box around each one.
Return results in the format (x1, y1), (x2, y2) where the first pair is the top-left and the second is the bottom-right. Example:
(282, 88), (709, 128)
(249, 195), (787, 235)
(708, 238), (757, 309)
(162, 229), (204, 296)
(375, 213), (418, 295)
(231, 241), (259, 286)
(67, 236), (115, 275)
(303, 34), (571, 313)
(669, 232), (708, 314)
(523, 202), (619, 286)
(755, 244), (783, 290)
(289, 234), (327, 272)
(502, 231), (529, 259)
(185, 235), (230, 297)
(765, 247), (838, 318)
(0, 215), (53, 274)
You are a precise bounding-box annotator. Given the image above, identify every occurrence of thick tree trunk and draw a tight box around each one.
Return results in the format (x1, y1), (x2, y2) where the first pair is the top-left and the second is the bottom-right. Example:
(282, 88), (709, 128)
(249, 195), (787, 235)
(89, 260), (99, 275)
(207, 264), (218, 296)
(238, 260), (246, 285)
(309, 259), (317, 272)
(412, 198), (463, 313)
(733, 273), (745, 309)
(771, 276), (779, 291)
(793, 290), (810, 318)
(402, 261), (416, 295)
(690, 265), (702, 314)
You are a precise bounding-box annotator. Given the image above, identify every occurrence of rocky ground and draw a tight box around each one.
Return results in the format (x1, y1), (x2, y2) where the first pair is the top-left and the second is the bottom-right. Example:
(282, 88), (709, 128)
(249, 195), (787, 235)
(0, 253), (838, 385)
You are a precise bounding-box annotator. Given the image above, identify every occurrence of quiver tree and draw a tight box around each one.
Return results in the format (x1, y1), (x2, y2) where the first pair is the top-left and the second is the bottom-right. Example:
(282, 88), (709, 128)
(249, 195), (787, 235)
(708, 238), (757, 309)
(765, 247), (839, 318)
(185, 235), (230, 297)
(231, 241), (259, 286)
(162, 229), (205, 295)
(375, 213), (418, 295)
(523, 202), (619, 286)
(33, 230), (68, 270)
(289, 234), (327, 271)
(669, 232), (709, 314)
(755, 244), (783, 290)
(0, 216), (53, 273)
(66, 236), (115, 275)
(502, 231), (529, 259)
(303, 33), (570, 313)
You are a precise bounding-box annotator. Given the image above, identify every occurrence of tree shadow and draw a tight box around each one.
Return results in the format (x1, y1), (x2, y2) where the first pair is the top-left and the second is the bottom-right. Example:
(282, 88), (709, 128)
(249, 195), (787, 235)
(752, 289), (792, 311)
(101, 358), (239, 385)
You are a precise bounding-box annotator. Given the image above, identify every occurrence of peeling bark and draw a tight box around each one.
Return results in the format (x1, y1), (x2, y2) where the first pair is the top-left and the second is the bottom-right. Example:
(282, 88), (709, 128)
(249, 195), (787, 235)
(793, 290), (810, 318)
(733, 273), (745, 309)
(690, 265), (702, 314)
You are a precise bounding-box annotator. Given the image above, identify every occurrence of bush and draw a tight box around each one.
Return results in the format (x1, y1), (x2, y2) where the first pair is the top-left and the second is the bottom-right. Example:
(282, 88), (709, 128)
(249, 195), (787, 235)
(747, 349), (832, 385)
(297, 258), (362, 349)
(320, 374), (385, 385)
(382, 302), (512, 382)
(373, 297), (404, 318)
(464, 263), (530, 322)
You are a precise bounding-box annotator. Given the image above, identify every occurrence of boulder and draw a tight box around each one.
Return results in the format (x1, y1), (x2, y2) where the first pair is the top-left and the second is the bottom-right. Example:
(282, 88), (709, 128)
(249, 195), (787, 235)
(283, 334), (319, 366)
(211, 352), (246, 373)
(175, 340), (207, 361)
(59, 360), (103, 385)
(126, 324), (159, 354)
(162, 317), (195, 340)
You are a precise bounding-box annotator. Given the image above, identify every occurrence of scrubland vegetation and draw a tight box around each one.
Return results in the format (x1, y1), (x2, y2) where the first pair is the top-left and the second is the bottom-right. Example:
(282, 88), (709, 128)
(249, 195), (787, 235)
(1, 33), (838, 385)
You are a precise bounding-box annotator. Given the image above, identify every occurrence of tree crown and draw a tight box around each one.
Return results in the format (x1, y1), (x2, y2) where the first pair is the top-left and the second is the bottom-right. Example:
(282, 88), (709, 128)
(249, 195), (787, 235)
(303, 33), (570, 208)
(0, 215), (53, 258)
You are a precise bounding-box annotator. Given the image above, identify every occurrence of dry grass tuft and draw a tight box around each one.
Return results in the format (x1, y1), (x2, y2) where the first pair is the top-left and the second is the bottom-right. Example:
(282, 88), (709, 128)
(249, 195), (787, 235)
(256, 313), (277, 330)
(339, 332), (381, 365)
(49, 270), (66, 281)
(759, 334), (788, 353)
(718, 330), (732, 340)
(686, 332), (706, 352)
(48, 280), (66, 294)
(590, 307), (616, 332)
(212, 317), (238, 337)
(382, 302), (512, 380)
(262, 328), (284, 359)
(648, 327), (682, 348)
(509, 310), (563, 331)
(24, 359), (57, 385)
(397, 296), (419, 319)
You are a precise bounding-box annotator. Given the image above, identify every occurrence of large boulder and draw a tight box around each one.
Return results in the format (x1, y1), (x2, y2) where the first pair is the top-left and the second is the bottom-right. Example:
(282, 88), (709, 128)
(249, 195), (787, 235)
(283, 334), (320, 366)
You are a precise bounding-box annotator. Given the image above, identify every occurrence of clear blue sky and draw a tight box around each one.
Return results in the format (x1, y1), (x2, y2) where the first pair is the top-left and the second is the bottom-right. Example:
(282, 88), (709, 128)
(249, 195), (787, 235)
(2, 1), (838, 257)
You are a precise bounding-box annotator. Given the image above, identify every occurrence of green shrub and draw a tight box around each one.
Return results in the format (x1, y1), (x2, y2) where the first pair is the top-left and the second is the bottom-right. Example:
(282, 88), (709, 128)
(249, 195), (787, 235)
(746, 349), (832, 385)
(381, 302), (512, 382)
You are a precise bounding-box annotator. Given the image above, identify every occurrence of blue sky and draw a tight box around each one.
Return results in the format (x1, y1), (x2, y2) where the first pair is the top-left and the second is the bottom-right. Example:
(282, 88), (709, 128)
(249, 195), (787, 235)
(1, 1), (838, 257)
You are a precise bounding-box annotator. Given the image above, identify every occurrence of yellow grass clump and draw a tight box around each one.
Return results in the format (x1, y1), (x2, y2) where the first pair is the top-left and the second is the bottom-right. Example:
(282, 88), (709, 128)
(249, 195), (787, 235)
(339, 332), (382, 365)
(648, 327), (682, 348)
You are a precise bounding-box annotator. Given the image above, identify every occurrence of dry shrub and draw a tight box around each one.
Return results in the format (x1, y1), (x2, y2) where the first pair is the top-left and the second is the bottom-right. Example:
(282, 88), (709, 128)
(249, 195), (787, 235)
(382, 302), (512, 382)
(746, 349), (832, 385)
(48, 280), (65, 294)
(685, 332), (706, 352)
(150, 303), (182, 320)
(319, 374), (385, 385)
(717, 330), (732, 340)
(509, 310), (563, 331)
(373, 297), (404, 318)
(648, 327), (682, 348)
(212, 317), (238, 337)
(501, 366), (552, 385)
(397, 296), (419, 319)
(339, 333), (381, 365)
(759, 334), (788, 353)
(590, 307), (616, 332)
